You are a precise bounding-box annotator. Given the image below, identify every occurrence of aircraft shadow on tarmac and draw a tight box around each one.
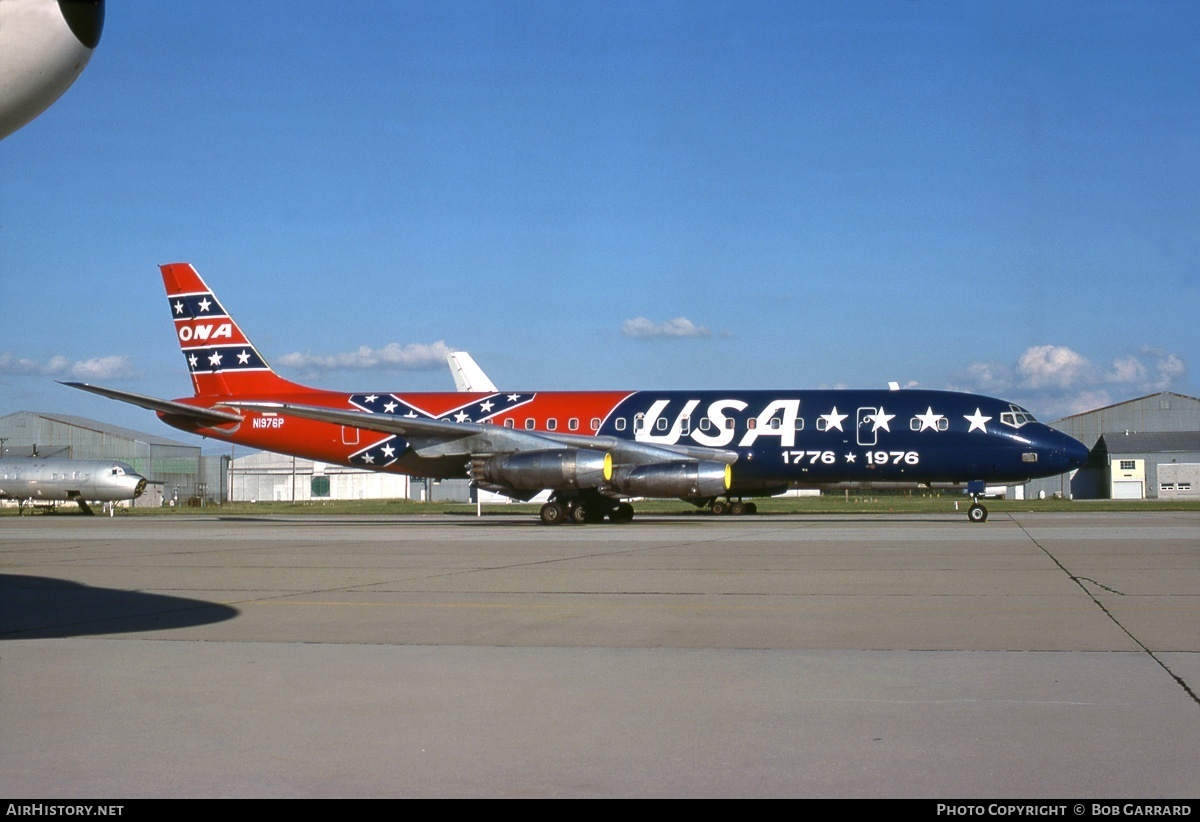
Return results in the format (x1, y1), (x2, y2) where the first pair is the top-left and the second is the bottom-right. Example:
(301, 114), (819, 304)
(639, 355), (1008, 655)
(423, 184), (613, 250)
(0, 575), (239, 639)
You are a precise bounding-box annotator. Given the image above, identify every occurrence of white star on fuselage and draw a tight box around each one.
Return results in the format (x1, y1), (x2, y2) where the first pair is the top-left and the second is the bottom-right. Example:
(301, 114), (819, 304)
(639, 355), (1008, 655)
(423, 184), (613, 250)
(820, 407), (848, 432)
(454, 411), (470, 423)
(197, 297), (211, 312)
(914, 407), (945, 431)
(208, 351), (222, 366)
(507, 394), (521, 402)
(383, 401), (397, 413)
(844, 452), (856, 463)
(868, 407), (895, 432)
(479, 400), (494, 412)
(964, 408), (992, 433)
(364, 395), (378, 403)
(381, 444), (395, 458)
(361, 453), (374, 464)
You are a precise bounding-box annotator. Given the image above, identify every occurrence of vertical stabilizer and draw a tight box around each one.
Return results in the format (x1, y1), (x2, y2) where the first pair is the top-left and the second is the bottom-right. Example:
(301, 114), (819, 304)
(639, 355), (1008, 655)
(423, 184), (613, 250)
(160, 263), (311, 398)
(447, 351), (499, 393)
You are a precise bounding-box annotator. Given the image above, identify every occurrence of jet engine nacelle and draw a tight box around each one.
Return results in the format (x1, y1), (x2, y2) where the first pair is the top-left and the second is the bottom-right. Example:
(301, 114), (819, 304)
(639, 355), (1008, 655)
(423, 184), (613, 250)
(481, 449), (611, 491)
(608, 460), (731, 499)
(0, 0), (106, 140)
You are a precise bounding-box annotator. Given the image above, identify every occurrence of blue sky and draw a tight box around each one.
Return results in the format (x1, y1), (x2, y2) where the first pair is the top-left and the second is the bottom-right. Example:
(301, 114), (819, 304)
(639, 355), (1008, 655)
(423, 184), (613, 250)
(1, 1), (1197, 437)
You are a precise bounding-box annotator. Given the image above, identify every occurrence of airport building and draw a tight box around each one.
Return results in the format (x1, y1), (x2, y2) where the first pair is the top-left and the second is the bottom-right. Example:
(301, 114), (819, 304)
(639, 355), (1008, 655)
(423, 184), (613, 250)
(229, 452), (412, 502)
(0, 411), (203, 507)
(1019, 392), (1200, 500)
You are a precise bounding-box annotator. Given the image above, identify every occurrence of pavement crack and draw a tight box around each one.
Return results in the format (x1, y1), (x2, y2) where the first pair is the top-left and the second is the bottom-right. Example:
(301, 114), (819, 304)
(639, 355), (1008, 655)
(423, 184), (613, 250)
(1074, 576), (1125, 595)
(1005, 512), (1200, 710)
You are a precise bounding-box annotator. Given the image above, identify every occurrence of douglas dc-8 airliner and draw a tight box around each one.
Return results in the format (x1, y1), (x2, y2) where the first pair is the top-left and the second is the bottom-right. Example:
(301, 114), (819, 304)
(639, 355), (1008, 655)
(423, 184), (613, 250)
(66, 263), (1088, 524)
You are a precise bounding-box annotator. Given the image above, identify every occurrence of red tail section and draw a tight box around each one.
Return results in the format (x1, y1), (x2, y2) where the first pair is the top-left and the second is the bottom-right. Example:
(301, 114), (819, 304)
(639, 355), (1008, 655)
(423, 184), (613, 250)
(161, 263), (313, 398)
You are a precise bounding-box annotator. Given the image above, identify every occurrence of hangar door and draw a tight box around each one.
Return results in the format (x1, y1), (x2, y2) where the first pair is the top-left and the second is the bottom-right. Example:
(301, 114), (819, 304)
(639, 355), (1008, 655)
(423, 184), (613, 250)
(1112, 481), (1143, 500)
(1110, 458), (1145, 500)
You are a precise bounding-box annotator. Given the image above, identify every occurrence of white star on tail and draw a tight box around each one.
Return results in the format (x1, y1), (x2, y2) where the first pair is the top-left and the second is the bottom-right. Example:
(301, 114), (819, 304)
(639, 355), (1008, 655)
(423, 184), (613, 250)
(964, 408), (992, 433)
(208, 351), (222, 366)
(914, 407), (944, 431)
(819, 407), (848, 432)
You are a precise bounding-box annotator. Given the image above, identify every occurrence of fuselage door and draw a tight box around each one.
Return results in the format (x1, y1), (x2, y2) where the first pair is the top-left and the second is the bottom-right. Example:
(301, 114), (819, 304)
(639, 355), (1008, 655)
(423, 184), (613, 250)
(856, 407), (877, 447)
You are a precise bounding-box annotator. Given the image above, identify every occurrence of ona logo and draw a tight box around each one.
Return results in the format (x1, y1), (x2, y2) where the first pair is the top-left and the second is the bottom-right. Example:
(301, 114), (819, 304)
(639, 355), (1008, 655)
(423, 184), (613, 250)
(178, 323), (233, 342)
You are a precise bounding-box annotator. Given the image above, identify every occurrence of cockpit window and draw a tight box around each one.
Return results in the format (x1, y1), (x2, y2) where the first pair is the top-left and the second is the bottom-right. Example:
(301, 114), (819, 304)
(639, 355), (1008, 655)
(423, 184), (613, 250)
(999, 404), (1036, 429)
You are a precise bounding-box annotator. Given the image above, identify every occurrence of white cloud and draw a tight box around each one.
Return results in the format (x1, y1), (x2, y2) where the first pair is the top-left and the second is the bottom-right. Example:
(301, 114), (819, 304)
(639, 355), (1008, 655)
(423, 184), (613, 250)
(1152, 352), (1186, 389)
(621, 317), (711, 339)
(1106, 355), (1147, 385)
(962, 361), (1013, 392)
(1016, 345), (1095, 389)
(958, 345), (1189, 419)
(277, 341), (452, 372)
(0, 352), (139, 380)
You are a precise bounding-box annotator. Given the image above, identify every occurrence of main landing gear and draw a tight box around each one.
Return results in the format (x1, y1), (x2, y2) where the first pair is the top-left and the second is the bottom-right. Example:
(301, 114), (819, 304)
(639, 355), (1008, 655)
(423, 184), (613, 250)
(539, 493), (635, 525)
(709, 497), (758, 516)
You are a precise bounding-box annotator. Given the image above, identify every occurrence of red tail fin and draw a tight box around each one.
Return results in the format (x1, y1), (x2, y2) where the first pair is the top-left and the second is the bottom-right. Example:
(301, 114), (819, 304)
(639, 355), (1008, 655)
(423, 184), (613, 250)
(161, 263), (312, 398)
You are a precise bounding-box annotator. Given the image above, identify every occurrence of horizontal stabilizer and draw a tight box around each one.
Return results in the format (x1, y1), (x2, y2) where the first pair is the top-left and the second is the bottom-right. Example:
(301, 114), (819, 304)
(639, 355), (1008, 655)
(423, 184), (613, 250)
(60, 382), (243, 425)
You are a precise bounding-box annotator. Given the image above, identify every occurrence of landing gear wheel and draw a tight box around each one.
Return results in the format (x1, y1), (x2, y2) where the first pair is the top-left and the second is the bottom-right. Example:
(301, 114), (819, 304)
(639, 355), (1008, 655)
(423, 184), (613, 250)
(540, 501), (566, 525)
(967, 503), (988, 523)
(729, 501), (746, 516)
(611, 502), (635, 522)
(569, 504), (589, 524)
(710, 500), (727, 516)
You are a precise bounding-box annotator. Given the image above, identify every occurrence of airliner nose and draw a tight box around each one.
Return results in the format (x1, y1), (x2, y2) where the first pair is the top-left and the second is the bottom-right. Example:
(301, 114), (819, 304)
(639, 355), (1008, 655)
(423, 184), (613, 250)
(1044, 430), (1089, 472)
(1062, 435), (1089, 470)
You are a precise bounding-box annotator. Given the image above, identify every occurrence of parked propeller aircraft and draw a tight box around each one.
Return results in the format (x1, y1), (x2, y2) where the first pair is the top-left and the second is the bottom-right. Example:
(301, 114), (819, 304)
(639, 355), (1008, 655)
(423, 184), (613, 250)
(0, 0), (105, 140)
(0, 457), (145, 514)
(65, 263), (1089, 524)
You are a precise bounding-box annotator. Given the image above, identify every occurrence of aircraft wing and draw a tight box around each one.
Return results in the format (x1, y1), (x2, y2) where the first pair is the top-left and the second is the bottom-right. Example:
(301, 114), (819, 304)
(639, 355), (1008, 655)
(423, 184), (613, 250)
(61, 382), (243, 425)
(237, 401), (737, 466)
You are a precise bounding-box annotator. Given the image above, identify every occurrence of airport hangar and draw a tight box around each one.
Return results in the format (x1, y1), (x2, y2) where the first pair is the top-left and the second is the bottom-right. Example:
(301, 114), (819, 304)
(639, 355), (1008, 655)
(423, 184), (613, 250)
(0, 411), (417, 507)
(2, 390), (1197, 507)
(1014, 391), (1200, 501)
(0, 411), (201, 507)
